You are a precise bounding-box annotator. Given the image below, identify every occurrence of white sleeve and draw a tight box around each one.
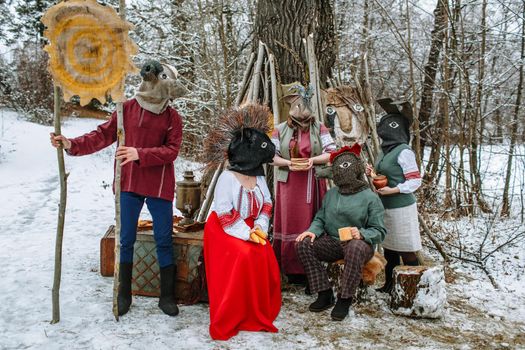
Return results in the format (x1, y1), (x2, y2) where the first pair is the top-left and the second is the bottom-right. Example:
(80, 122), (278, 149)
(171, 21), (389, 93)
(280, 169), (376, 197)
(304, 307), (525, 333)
(271, 128), (281, 156)
(254, 177), (273, 232)
(213, 172), (251, 240)
(320, 124), (336, 152)
(396, 149), (422, 194)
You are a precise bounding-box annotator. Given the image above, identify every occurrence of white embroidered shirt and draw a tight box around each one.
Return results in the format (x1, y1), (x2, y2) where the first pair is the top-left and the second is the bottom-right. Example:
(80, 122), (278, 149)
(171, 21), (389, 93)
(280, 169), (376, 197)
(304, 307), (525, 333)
(211, 170), (273, 240)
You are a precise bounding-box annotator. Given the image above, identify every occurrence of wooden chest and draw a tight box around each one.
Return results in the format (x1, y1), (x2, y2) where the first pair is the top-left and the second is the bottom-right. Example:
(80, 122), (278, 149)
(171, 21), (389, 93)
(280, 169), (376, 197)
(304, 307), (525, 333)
(100, 225), (116, 277)
(100, 225), (207, 305)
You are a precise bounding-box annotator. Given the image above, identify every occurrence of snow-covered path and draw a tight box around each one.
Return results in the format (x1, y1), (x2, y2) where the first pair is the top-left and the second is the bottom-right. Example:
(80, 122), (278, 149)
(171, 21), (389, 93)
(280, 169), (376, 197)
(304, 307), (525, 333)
(0, 110), (523, 349)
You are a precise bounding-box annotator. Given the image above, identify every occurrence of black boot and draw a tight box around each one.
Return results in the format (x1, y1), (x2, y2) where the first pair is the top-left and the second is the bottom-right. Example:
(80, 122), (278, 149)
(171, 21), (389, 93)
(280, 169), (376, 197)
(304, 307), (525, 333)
(158, 265), (179, 316)
(117, 262), (133, 316)
(308, 288), (335, 312)
(304, 280), (312, 295)
(377, 249), (399, 294)
(331, 297), (352, 321)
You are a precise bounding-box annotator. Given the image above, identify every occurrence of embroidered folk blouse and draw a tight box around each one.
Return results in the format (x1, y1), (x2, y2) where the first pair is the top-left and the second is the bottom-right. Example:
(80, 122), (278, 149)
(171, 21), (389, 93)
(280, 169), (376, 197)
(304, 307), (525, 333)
(211, 170), (273, 240)
(396, 149), (422, 194)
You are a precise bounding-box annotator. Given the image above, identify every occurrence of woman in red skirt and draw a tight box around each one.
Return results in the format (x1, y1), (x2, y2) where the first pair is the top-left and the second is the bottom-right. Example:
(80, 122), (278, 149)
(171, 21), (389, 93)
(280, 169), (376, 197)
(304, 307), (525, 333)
(203, 104), (281, 341)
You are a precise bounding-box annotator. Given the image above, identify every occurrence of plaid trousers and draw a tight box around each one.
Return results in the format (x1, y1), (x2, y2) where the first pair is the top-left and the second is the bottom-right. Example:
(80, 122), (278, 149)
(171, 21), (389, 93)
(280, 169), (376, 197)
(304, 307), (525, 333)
(296, 234), (374, 299)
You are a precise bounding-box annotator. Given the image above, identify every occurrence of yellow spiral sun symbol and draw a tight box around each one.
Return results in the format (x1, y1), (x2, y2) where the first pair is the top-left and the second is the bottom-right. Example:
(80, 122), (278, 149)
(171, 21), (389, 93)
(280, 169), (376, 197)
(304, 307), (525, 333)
(42, 0), (138, 105)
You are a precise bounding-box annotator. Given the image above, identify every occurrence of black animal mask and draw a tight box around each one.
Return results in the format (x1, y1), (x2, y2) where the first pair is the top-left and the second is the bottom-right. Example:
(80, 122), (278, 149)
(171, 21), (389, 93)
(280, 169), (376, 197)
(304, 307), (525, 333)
(227, 128), (276, 176)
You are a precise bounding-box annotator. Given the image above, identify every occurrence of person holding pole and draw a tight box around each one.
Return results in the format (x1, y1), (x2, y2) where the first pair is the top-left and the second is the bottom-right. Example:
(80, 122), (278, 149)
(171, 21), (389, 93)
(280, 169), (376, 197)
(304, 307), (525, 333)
(50, 60), (184, 316)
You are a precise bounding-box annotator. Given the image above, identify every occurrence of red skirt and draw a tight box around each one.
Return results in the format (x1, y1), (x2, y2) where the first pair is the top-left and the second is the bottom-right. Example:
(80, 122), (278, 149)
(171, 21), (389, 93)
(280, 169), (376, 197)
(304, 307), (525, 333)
(204, 211), (282, 340)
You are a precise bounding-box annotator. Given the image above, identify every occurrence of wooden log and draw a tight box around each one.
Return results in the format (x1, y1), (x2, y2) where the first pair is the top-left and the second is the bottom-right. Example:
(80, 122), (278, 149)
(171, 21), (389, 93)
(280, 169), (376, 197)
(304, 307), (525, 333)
(112, 101), (124, 321)
(112, 0), (127, 321)
(51, 85), (68, 324)
(353, 61), (380, 158)
(303, 34), (322, 122)
(196, 162), (224, 222)
(263, 58), (270, 106)
(390, 265), (446, 318)
(251, 41), (266, 103)
(361, 53), (380, 157)
(234, 52), (255, 106)
(269, 54), (280, 126)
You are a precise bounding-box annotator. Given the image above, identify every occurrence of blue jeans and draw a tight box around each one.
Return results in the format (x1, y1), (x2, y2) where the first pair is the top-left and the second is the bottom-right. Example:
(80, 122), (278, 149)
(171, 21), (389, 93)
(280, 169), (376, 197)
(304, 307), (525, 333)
(120, 192), (174, 268)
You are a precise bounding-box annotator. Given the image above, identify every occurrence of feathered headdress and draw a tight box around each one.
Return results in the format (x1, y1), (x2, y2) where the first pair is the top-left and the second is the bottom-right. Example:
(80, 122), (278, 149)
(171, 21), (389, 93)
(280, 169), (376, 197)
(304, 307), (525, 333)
(203, 104), (272, 171)
(329, 143), (362, 164)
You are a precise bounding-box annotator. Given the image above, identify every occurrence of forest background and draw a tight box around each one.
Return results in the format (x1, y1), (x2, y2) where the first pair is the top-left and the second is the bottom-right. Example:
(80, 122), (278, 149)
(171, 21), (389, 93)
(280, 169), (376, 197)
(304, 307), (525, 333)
(2, 0), (525, 280)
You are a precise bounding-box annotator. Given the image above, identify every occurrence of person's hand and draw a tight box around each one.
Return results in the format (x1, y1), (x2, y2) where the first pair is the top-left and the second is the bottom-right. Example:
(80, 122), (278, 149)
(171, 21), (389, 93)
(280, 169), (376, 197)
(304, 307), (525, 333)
(365, 164), (373, 176)
(290, 158), (313, 172)
(376, 186), (399, 196)
(296, 231), (316, 243)
(50, 133), (71, 150)
(350, 227), (363, 240)
(250, 224), (263, 234)
(304, 158), (314, 171)
(116, 146), (139, 166)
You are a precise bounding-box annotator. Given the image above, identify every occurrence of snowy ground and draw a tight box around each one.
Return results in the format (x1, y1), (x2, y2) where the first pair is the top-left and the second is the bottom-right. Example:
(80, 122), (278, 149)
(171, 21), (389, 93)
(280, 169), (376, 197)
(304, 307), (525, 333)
(0, 110), (524, 350)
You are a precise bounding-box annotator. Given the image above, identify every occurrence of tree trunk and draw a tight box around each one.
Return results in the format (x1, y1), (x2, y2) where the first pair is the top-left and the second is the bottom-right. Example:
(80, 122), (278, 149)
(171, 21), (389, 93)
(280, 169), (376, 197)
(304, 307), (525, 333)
(405, 0), (421, 169)
(417, 0), (448, 154)
(254, 0), (335, 86)
(501, 0), (525, 217)
(469, 0), (491, 213)
(442, 16), (453, 209)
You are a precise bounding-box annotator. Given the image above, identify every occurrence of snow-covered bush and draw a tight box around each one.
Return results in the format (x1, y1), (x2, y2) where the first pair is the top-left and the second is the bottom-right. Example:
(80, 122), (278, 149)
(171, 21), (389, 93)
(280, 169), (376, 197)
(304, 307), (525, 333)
(1, 44), (53, 125)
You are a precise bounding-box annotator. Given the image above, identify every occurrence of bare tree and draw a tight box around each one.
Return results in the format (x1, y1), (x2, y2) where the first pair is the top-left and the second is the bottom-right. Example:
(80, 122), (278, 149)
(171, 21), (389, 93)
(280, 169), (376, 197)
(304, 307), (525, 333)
(501, 1), (525, 217)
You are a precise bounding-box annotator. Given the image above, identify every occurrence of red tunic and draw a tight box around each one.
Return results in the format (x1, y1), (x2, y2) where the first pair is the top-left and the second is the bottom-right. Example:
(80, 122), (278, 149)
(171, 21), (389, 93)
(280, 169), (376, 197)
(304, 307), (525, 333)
(67, 98), (183, 201)
(204, 211), (281, 340)
(272, 127), (331, 274)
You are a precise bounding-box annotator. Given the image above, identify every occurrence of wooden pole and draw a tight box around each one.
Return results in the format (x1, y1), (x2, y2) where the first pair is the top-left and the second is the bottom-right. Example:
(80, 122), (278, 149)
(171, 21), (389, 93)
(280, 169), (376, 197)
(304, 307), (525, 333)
(251, 41), (266, 102)
(235, 52), (255, 106)
(196, 162), (224, 222)
(112, 0), (127, 321)
(304, 34), (322, 122)
(269, 54), (280, 126)
(51, 85), (68, 324)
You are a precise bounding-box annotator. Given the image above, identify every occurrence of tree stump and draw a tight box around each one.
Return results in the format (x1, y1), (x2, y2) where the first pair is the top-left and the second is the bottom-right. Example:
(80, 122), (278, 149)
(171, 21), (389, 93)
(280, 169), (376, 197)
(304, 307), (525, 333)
(390, 265), (446, 318)
(326, 259), (369, 302)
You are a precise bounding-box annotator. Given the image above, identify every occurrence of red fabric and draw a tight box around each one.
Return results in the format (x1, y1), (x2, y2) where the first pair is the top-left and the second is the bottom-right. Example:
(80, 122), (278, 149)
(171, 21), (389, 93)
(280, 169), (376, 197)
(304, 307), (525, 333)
(404, 170), (421, 180)
(217, 208), (243, 229)
(260, 203), (272, 217)
(67, 99), (183, 201)
(329, 143), (362, 163)
(204, 212), (281, 341)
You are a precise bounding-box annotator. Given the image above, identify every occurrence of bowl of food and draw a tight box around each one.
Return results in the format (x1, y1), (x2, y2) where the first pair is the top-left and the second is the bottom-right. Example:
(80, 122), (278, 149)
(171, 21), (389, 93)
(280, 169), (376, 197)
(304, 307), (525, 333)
(372, 175), (388, 189)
